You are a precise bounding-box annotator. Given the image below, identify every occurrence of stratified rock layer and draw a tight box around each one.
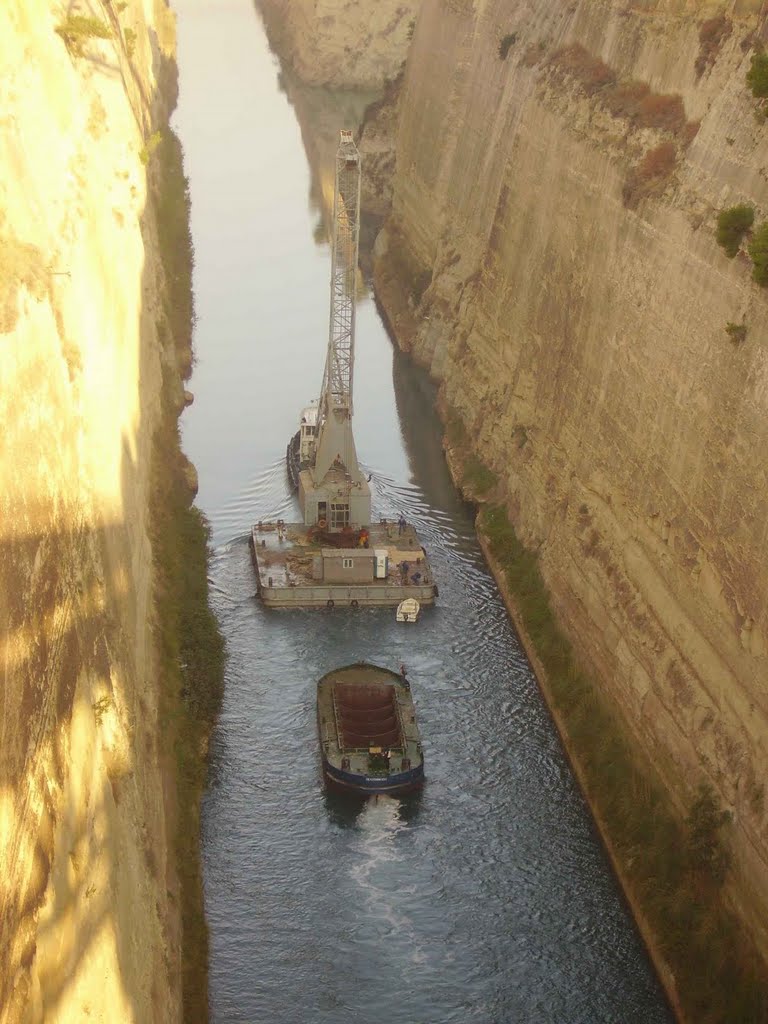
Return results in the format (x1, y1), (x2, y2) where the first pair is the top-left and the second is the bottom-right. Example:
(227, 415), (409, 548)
(375, 0), (768, 952)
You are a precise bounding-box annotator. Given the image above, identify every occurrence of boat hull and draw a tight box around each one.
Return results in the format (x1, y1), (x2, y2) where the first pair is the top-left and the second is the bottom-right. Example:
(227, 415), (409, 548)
(317, 662), (424, 798)
(321, 758), (424, 796)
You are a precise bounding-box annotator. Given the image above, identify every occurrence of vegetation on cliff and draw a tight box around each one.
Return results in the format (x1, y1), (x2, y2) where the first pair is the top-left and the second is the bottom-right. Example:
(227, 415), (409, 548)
(748, 221), (768, 285)
(150, 122), (225, 1020)
(54, 14), (112, 57)
(746, 50), (768, 98)
(442, 415), (768, 1022)
(623, 143), (677, 209)
(546, 44), (702, 209)
(695, 15), (732, 79)
(725, 320), (748, 344)
(716, 204), (755, 258)
(498, 33), (517, 61)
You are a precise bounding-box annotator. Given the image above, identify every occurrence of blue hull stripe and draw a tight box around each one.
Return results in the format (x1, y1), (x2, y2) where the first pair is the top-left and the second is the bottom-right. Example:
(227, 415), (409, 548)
(324, 760), (424, 793)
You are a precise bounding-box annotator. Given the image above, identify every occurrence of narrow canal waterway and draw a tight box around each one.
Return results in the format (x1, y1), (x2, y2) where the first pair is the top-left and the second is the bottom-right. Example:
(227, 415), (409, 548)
(173, 3), (674, 1021)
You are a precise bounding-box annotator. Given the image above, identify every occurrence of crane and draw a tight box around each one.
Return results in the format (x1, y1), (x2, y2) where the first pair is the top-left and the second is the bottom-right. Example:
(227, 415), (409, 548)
(290, 130), (371, 536)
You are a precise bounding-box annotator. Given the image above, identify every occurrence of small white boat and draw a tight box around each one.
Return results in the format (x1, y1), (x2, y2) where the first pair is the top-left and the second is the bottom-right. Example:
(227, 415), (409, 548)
(396, 598), (420, 623)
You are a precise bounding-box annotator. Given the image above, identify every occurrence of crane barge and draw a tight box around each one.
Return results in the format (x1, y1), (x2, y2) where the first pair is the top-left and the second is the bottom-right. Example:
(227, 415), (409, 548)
(252, 130), (436, 609)
(287, 130), (370, 544)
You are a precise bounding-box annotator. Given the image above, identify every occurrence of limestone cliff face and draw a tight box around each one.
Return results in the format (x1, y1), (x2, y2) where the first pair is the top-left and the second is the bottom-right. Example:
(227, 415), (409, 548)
(258, 0), (419, 88)
(0, 2), (185, 1020)
(375, 0), (768, 949)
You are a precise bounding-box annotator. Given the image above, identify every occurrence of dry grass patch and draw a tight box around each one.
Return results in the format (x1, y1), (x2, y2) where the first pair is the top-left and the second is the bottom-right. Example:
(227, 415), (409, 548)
(622, 142), (677, 208)
(550, 43), (616, 94)
(602, 79), (650, 120)
(549, 44), (694, 154)
(696, 15), (732, 78)
(635, 93), (686, 133)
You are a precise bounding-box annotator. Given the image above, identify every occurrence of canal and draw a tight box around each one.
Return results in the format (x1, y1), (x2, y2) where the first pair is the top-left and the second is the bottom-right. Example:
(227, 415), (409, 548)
(173, 2), (673, 1020)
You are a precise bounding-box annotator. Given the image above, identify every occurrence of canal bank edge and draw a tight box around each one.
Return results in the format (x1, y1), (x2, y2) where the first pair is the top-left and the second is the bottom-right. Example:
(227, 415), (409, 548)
(479, 528), (684, 1015)
(149, 60), (225, 1023)
(440, 443), (767, 1024)
(439, 446), (680, 1021)
(473, 525), (683, 1021)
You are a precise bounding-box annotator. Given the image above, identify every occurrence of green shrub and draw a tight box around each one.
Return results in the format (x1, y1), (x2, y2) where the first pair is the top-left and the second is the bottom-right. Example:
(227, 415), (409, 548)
(153, 130), (195, 356)
(55, 15), (112, 57)
(716, 204), (755, 257)
(746, 51), (768, 97)
(725, 321), (747, 343)
(748, 221), (768, 284)
(150, 123), (223, 1020)
(499, 33), (517, 60)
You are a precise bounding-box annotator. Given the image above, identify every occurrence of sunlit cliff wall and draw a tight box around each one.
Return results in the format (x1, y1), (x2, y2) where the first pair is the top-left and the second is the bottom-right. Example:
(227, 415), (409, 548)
(374, 0), (768, 950)
(0, 2), (185, 1019)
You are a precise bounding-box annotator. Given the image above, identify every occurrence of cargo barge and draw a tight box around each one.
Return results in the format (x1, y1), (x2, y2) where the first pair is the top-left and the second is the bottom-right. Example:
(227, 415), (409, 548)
(317, 663), (424, 795)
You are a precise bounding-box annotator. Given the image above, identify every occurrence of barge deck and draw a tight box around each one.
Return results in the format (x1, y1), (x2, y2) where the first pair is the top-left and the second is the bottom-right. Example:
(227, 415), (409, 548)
(251, 520), (437, 608)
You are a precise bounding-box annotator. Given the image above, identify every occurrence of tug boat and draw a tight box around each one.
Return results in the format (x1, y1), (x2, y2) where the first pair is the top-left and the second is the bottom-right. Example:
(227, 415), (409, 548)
(317, 663), (424, 796)
(286, 402), (318, 491)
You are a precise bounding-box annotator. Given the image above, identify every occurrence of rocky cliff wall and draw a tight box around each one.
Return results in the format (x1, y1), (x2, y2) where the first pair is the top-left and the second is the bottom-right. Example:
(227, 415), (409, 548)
(258, 0), (419, 88)
(0, 2), (187, 1020)
(375, 0), (768, 951)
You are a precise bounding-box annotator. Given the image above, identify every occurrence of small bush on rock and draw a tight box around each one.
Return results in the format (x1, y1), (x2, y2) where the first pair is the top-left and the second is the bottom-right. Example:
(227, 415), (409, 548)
(499, 33), (517, 60)
(725, 322), (747, 343)
(748, 221), (768, 284)
(747, 51), (768, 97)
(716, 204), (754, 257)
(55, 15), (112, 57)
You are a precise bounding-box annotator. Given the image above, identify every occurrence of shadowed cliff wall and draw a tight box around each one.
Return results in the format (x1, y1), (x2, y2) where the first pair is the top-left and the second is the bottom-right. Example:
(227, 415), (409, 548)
(374, 0), (768, 954)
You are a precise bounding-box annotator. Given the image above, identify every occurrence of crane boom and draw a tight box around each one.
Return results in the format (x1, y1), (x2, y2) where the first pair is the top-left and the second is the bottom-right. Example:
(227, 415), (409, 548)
(294, 130), (371, 533)
(318, 130), (360, 427)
